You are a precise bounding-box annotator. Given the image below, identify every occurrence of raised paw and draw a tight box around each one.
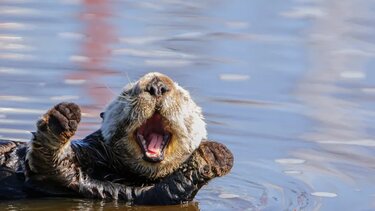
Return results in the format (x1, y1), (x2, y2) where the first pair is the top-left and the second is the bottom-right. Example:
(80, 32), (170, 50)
(195, 141), (233, 179)
(37, 102), (81, 141)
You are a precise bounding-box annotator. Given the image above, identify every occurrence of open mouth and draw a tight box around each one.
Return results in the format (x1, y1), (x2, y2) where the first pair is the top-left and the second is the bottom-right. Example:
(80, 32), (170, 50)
(135, 113), (171, 163)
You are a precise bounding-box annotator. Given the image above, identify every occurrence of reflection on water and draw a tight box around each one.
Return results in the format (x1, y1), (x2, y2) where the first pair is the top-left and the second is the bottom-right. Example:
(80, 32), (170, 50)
(1, 0), (375, 210)
(293, 1), (375, 210)
(0, 198), (200, 211)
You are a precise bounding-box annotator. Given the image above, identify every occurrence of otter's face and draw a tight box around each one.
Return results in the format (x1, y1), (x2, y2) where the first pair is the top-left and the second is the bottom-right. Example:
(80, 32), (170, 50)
(101, 72), (207, 179)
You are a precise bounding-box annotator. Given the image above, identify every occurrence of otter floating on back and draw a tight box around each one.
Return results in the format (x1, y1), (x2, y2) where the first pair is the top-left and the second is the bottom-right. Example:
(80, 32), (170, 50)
(0, 72), (233, 205)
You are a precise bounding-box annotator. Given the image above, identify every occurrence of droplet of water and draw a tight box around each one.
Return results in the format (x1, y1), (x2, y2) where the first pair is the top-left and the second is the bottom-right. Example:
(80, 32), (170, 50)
(219, 74), (250, 81)
(50, 95), (79, 101)
(340, 71), (366, 79)
(219, 193), (240, 199)
(275, 158), (306, 164)
(311, 192), (338, 198)
(64, 79), (86, 85)
(283, 170), (303, 174)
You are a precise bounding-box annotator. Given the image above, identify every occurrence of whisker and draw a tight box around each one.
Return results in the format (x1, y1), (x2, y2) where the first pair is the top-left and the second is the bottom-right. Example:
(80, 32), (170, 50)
(124, 72), (135, 87)
(114, 100), (129, 104)
(103, 83), (119, 97)
(117, 95), (129, 100)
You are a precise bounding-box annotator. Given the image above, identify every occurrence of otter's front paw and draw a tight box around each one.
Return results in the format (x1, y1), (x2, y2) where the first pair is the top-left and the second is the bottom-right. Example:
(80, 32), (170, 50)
(37, 102), (81, 141)
(195, 141), (233, 179)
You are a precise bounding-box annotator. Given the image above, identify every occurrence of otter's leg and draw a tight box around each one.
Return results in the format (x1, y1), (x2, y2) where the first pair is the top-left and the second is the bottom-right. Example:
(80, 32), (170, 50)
(69, 141), (233, 205)
(26, 102), (81, 176)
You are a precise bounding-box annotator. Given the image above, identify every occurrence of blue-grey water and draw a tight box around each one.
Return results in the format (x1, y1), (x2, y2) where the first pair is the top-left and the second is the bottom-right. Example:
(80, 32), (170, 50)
(1, 0), (375, 210)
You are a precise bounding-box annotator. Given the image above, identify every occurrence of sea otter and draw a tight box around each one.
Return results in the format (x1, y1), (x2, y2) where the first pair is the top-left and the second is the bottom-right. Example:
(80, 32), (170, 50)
(0, 72), (233, 205)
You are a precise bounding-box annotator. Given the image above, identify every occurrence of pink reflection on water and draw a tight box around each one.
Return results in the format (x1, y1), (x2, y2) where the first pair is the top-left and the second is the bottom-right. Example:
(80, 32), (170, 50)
(66, 0), (118, 137)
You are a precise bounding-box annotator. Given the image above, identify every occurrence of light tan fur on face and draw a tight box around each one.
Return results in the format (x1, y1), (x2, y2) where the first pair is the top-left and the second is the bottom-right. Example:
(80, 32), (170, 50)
(101, 72), (207, 179)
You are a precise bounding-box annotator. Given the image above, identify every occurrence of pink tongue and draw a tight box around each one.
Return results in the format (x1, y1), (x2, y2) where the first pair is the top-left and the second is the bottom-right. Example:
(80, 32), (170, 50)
(147, 133), (163, 154)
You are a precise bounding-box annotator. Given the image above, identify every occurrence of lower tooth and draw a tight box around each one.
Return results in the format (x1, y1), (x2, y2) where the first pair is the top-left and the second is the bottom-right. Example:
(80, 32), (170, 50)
(138, 134), (147, 148)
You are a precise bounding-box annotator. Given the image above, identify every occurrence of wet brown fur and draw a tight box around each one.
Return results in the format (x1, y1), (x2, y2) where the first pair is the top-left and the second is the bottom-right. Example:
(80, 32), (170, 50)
(0, 73), (233, 203)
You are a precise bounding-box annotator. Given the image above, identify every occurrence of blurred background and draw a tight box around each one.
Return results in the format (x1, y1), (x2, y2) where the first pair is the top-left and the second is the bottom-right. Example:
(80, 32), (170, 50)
(1, 0), (375, 210)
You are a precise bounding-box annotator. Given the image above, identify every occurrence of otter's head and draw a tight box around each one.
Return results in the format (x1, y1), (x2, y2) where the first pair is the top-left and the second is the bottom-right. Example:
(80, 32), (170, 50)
(101, 72), (207, 179)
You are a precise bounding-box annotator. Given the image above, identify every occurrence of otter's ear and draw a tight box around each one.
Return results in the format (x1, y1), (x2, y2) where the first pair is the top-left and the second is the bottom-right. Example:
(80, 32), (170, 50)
(100, 112), (105, 119)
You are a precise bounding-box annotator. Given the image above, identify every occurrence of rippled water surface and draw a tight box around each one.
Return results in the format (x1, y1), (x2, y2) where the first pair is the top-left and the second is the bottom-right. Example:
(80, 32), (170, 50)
(1, 0), (375, 210)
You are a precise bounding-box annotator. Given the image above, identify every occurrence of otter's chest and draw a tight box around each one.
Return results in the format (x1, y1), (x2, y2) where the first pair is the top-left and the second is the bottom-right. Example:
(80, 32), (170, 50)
(71, 137), (161, 187)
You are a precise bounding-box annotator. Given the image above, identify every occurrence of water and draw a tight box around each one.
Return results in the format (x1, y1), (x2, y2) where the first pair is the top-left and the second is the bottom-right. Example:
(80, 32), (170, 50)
(1, 0), (375, 210)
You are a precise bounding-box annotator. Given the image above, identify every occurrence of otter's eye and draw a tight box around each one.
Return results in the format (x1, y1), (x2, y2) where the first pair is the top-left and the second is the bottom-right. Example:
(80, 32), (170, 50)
(122, 90), (130, 96)
(122, 87), (138, 97)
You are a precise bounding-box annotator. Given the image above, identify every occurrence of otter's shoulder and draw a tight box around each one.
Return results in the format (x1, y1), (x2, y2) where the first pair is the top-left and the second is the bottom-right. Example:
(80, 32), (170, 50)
(71, 130), (109, 168)
(0, 139), (28, 199)
(0, 139), (27, 167)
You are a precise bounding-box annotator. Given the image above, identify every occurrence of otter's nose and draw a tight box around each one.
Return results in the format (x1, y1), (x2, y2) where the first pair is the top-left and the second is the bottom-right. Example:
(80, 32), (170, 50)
(146, 77), (169, 97)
